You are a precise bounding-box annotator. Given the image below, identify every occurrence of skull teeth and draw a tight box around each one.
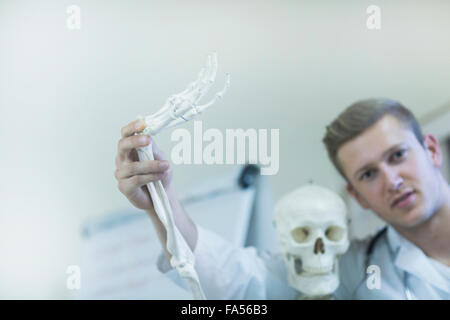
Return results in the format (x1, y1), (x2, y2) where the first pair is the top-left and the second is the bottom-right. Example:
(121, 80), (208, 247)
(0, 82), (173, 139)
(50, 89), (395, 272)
(288, 254), (336, 276)
(294, 258), (303, 275)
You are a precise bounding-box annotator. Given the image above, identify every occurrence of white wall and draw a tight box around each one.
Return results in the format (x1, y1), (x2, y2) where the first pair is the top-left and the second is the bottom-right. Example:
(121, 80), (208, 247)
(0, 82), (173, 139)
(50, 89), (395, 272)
(0, 0), (449, 298)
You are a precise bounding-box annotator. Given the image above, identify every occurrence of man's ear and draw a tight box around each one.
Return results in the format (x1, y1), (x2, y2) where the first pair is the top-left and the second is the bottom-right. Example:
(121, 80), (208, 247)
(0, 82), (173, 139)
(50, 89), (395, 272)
(346, 183), (370, 210)
(423, 133), (442, 168)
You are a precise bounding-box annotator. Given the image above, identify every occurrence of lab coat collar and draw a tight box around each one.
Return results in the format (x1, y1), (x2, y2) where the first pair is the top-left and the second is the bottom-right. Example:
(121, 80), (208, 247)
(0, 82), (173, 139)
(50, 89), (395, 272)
(386, 225), (450, 293)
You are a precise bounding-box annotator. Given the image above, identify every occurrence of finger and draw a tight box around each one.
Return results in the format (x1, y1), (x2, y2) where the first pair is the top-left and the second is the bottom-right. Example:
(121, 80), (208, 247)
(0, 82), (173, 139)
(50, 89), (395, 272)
(121, 119), (147, 138)
(115, 160), (169, 180)
(118, 173), (166, 194)
(118, 134), (151, 161)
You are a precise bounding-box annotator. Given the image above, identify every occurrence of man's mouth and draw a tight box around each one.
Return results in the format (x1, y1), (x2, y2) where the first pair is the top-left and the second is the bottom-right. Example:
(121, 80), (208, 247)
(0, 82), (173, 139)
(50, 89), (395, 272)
(391, 190), (416, 209)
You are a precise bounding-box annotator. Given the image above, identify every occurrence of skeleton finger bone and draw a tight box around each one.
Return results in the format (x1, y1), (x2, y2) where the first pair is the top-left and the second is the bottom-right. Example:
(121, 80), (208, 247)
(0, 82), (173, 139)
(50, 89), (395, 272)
(167, 53), (217, 120)
(155, 51), (213, 116)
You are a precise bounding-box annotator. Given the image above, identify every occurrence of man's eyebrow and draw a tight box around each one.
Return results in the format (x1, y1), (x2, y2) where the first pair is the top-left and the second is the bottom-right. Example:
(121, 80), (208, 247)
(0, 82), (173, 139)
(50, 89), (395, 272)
(352, 143), (405, 179)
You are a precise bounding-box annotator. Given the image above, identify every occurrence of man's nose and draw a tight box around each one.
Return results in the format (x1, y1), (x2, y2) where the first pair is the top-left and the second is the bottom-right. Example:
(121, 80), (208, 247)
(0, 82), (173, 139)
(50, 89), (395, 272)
(380, 164), (403, 191)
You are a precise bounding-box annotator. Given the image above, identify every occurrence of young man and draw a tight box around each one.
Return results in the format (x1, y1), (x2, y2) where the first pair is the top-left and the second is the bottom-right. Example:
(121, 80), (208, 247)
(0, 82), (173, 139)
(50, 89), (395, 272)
(114, 98), (450, 299)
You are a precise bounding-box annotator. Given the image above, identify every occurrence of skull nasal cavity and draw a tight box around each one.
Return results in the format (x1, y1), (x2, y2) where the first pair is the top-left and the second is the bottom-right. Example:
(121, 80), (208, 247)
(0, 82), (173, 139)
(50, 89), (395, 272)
(314, 238), (325, 254)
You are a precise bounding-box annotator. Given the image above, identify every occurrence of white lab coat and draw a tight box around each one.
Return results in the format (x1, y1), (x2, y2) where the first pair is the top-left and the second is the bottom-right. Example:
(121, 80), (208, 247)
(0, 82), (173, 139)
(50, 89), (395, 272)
(157, 224), (450, 299)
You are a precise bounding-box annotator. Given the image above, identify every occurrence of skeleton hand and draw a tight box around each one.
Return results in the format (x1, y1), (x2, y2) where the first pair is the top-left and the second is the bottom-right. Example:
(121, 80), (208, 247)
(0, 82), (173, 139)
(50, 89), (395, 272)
(139, 52), (230, 135)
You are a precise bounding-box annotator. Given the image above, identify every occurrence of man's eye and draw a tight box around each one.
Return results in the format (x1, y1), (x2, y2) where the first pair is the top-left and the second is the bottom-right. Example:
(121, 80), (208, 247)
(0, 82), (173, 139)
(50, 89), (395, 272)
(361, 170), (375, 181)
(392, 149), (407, 161)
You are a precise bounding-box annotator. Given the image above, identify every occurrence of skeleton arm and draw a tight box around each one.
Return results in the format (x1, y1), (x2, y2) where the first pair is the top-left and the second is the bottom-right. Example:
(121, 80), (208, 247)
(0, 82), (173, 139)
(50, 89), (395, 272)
(136, 52), (230, 299)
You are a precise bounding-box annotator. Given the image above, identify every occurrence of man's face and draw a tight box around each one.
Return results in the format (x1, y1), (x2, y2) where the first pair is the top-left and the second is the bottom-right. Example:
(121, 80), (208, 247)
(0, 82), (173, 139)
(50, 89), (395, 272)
(337, 115), (443, 228)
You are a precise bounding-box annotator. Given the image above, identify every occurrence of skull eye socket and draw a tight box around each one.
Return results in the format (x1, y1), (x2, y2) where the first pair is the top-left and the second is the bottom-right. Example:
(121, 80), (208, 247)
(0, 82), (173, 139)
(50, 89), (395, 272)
(290, 227), (310, 243)
(325, 226), (345, 241)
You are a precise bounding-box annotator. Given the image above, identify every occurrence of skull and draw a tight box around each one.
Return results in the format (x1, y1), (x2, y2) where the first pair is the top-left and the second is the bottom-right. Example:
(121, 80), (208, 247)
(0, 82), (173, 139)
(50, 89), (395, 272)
(273, 184), (349, 298)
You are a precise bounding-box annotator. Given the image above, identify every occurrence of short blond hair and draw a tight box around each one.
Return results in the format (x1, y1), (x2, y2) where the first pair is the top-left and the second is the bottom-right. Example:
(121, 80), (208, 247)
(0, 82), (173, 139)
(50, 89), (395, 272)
(322, 98), (424, 179)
